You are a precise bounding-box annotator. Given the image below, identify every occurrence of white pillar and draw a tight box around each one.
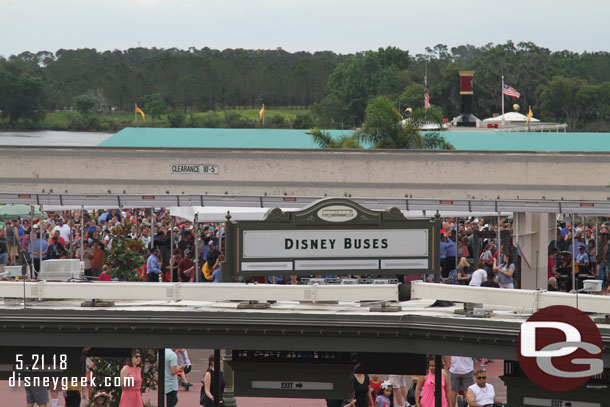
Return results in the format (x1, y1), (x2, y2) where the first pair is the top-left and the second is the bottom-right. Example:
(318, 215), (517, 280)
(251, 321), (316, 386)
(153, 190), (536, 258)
(514, 212), (555, 289)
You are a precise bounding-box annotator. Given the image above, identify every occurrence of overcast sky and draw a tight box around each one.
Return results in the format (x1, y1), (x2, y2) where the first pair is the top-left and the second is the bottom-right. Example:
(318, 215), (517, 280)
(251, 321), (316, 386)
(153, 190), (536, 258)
(1, 0), (608, 58)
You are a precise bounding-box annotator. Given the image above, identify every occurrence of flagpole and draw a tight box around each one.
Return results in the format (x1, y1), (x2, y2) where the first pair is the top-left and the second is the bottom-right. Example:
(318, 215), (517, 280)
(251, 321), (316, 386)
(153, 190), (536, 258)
(424, 63), (428, 111)
(501, 76), (505, 129)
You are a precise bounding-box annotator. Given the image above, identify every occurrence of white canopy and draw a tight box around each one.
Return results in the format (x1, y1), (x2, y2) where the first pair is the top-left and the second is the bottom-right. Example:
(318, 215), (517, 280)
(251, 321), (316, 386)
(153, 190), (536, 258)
(168, 206), (511, 223)
(482, 112), (539, 123)
(168, 206), (298, 222)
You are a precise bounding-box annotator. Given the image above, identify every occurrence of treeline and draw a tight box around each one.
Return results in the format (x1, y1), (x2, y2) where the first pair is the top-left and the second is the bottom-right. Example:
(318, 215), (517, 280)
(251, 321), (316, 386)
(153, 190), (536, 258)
(2, 41), (610, 130)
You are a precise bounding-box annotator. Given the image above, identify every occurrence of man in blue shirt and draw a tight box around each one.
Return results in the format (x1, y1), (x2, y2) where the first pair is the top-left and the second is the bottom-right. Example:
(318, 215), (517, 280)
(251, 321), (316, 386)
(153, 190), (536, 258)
(146, 248), (162, 282)
(576, 245), (590, 275)
(28, 230), (48, 278)
(165, 348), (185, 407)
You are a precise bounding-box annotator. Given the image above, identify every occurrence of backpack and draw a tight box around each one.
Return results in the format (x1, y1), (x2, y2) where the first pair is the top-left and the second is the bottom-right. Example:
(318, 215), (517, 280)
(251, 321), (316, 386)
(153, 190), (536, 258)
(447, 269), (459, 285)
(202, 261), (213, 281)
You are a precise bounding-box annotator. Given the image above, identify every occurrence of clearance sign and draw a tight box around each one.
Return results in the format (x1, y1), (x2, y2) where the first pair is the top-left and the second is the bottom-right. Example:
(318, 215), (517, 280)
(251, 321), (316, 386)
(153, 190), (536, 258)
(223, 198), (439, 280)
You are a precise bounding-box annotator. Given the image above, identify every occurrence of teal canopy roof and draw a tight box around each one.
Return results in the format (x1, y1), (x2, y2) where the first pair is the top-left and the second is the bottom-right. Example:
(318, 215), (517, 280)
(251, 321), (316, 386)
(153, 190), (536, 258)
(99, 128), (345, 149)
(99, 127), (610, 152)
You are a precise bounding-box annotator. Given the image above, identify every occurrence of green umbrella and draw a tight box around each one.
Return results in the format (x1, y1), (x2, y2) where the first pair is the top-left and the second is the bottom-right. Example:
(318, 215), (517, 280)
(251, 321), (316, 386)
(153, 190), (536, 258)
(0, 204), (45, 220)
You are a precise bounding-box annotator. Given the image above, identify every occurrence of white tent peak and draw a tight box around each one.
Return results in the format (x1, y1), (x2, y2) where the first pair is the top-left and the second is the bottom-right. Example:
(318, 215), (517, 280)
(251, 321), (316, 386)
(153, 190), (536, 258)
(482, 112), (539, 123)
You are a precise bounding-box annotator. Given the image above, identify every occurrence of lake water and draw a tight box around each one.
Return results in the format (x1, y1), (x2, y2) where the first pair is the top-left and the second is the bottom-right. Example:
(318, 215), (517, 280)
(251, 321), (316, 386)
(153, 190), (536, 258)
(0, 130), (112, 146)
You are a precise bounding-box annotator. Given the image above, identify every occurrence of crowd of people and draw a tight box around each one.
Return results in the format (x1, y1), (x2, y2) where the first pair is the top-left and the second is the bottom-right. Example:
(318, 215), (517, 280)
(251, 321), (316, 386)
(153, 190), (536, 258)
(2, 209), (609, 292)
(21, 347), (220, 407)
(0, 208), (226, 283)
(330, 355), (500, 407)
(434, 217), (610, 292)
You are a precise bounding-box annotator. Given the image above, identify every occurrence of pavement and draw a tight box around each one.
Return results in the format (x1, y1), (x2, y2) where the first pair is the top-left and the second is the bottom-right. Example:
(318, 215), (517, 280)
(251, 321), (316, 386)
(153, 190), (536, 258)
(0, 349), (506, 406)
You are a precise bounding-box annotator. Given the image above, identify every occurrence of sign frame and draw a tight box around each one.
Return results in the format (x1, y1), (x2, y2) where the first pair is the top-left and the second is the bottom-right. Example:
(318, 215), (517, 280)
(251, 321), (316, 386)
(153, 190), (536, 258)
(223, 198), (440, 281)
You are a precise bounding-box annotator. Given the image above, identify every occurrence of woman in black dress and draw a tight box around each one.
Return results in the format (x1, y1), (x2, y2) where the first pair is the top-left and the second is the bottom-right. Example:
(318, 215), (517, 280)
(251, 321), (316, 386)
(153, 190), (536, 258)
(200, 354), (225, 407)
(351, 371), (373, 407)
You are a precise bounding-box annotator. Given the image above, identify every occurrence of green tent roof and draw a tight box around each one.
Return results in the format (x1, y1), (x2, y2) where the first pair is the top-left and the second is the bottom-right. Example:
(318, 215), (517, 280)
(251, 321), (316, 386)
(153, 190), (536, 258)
(98, 127), (610, 152)
(99, 128), (351, 149)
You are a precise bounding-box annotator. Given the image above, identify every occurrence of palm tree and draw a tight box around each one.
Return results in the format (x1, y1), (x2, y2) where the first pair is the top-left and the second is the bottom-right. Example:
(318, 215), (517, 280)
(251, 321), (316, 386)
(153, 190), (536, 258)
(356, 96), (454, 150)
(308, 128), (362, 148)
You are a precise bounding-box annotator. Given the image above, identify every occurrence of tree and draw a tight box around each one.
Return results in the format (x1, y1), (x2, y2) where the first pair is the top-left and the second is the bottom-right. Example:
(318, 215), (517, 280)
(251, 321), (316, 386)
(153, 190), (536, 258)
(409, 106), (445, 129)
(537, 76), (590, 129)
(356, 96), (453, 149)
(293, 113), (316, 129)
(308, 128), (361, 148)
(142, 92), (167, 121)
(0, 60), (46, 125)
(311, 94), (347, 128)
(105, 219), (145, 281)
(399, 83), (425, 111)
(423, 132), (455, 150)
(73, 94), (98, 116)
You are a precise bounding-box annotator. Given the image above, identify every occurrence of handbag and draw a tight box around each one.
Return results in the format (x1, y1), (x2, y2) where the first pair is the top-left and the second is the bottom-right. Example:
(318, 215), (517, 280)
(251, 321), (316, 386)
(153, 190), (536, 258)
(406, 381), (416, 405)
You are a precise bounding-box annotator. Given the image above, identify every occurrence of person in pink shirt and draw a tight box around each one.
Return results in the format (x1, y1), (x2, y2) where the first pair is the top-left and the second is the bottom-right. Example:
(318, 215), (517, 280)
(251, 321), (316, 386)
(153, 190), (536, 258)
(415, 357), (450, 407)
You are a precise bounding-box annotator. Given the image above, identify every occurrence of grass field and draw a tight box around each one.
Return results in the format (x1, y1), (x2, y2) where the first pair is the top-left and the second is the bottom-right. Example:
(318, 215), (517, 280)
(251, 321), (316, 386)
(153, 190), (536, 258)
(34, 107), (310, 131)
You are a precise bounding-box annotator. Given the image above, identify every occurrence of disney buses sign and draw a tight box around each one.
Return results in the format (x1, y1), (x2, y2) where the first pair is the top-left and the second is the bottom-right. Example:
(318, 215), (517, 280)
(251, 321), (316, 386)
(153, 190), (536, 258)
(223, 198), (439, 280)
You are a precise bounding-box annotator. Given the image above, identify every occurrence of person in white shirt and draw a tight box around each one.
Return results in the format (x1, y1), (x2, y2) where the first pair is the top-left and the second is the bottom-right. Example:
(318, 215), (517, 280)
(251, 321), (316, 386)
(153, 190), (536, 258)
(466, 369), (500, 407)
(442, 356), (474, 407)
(53, 217), (71, 244)
(469, 262), (488, 287)
(140, 228), (152, 250)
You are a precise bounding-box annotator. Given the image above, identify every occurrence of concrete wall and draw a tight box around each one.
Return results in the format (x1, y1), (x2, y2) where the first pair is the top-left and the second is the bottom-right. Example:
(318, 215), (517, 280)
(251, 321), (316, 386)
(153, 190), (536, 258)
(1, 147), (609, 201)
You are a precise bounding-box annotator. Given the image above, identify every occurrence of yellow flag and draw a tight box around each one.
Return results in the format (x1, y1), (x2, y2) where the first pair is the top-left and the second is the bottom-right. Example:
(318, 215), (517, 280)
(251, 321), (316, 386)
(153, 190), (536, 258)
(259, 104), (265, 120)
(135, 105), (146, 121)
(526, 106), (533, 124)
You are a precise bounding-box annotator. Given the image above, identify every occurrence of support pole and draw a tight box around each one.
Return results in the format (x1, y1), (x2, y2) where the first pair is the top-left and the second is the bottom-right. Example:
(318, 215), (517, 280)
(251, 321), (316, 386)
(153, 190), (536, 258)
(222, 212), (233, 283)
(572, 215), (576, 291)
(150, 208), (154, 251)
(435, 354), (442, 407)
(136, 208), (140, 240)
(223, 349), (237, 407)
(170, 216), (174, 282)
(515, 212), (554, 289)
(501, 76), (505, 129)
(455, 217), (459, 270)
(497, 214), (501, 260)
(214, 349), (221, 407)
(69, 210), (73, 258)
(158, 348), (165, 407)
(80, 205), (84, 263)
(434, 212), (441, 283)
(40, 208), (44, 253)
(30, 206), (34, 279)
(195, 215), (200, 283)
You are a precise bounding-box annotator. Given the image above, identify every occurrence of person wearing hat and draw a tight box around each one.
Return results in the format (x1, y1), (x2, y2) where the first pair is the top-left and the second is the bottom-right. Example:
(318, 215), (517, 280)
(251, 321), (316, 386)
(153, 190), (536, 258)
(92, 391), (110, 407)
(576, 244), (590, 276)
(205, 239), (220, 269)
(375, 381), (393, 407)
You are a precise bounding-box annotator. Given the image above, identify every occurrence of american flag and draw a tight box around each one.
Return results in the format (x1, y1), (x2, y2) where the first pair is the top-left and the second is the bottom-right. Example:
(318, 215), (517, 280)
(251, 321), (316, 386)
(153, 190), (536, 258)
(503, 84), (520, 98)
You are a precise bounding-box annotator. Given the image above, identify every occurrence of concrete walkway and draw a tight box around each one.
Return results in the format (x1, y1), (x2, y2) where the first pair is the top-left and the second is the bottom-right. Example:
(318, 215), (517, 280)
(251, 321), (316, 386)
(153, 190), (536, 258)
(0, 349), (506, 406)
